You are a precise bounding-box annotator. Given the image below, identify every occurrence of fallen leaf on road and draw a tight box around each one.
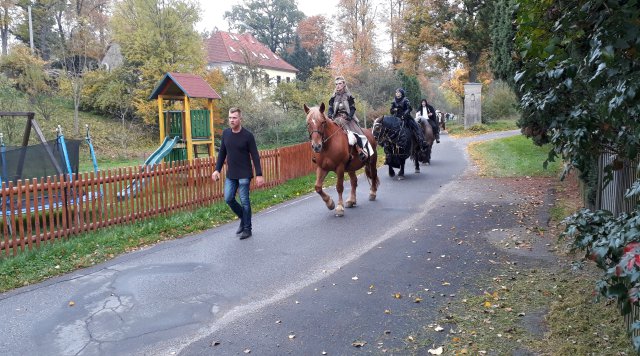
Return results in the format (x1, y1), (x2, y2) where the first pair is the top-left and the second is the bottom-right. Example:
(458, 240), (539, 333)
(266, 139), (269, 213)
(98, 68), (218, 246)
(288, 334), (295, 339)
(393, 293), (402, 299)
(407, 335), (415, 342)
(384, 309), (391, 314)
(428, 346), (443, 354)
(352, 275), (359, 281)
(211, 341), (221, 346)
(68, 301), (75, 307)
(442, 282), (450, 286)
(352, 340), (367, 347)
(244, 349), (251, 354)
(434, 326), (444, 332)
(414, 297), (422, 303)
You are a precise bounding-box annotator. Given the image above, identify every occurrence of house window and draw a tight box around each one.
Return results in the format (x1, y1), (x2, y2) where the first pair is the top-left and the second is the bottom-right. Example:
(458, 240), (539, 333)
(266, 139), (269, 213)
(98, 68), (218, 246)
(277, 75), (281, 84)
(265, 74), (270, 86)
(286, 77), (290, 83)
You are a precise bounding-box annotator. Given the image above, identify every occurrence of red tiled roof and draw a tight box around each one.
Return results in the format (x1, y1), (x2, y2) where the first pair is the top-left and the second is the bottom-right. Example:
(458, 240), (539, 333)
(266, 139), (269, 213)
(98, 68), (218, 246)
(149, 72), (221, 100)
(205, 31), (299, 73)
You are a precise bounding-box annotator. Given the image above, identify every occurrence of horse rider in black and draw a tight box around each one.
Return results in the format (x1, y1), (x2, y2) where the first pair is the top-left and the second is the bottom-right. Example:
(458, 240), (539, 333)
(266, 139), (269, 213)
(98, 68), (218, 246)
(417, 98), (440, 143)
(328, 76), (368, 161)
(390, 88), (428, 150)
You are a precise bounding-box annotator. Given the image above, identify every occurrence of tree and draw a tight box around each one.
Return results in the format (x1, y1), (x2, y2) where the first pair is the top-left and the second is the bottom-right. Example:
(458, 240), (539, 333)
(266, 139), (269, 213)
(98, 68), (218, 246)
(13, 0), (62, 60)
(396, 69), (421, 107)
(0, 0), (18, 56)
(401, 0), (492, 82)
(282, 36), (314, 81)
(336, 0), (378, 67)
(386, 0), (406, 66)
(0, 44), (57, 120)
(489, 0), (516, 85)
(223, 0), (304, 54)
(111, 0), (205, 123)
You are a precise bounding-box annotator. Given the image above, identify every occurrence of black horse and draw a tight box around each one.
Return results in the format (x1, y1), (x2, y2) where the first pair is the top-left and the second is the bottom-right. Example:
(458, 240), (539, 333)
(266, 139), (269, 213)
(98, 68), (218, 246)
(373, 115), (430, 179)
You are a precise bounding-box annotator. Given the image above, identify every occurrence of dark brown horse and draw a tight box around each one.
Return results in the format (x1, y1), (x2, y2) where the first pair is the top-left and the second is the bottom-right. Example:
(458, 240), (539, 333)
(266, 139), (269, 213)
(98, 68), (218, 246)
(304, 103), (380, 217)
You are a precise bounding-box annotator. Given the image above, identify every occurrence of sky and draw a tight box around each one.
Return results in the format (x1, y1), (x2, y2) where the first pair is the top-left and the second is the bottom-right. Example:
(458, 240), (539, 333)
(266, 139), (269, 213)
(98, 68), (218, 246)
(197, 0), (341, 33)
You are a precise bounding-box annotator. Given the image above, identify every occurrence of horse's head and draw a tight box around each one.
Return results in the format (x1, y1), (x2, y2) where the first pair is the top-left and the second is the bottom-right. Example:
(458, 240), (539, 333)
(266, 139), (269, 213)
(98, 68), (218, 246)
(372, 116), (390, 144)
(304, 103), (328, 153)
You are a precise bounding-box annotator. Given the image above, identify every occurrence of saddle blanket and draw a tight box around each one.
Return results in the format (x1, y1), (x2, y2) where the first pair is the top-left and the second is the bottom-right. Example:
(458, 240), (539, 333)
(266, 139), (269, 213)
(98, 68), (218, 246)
(346, 131), (374, 157)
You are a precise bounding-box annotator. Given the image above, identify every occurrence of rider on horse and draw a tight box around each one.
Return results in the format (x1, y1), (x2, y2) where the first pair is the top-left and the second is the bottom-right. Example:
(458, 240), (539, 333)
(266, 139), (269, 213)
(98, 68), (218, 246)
(328, 76), (369, 161)
(417, 98), (440, 143)
(390, 88), (428, 150)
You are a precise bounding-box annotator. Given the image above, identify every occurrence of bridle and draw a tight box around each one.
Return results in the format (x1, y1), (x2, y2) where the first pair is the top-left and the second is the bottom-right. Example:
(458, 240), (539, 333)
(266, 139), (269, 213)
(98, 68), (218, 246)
(307, 113), (342, 144)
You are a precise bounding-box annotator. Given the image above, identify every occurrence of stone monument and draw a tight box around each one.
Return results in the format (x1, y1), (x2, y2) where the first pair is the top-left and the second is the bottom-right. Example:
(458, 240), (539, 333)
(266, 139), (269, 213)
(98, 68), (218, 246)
(464, 83), (482, 129)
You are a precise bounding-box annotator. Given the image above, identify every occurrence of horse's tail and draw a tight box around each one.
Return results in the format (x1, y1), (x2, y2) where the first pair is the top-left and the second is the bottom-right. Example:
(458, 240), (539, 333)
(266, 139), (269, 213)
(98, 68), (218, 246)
(365, 160), (380, 190)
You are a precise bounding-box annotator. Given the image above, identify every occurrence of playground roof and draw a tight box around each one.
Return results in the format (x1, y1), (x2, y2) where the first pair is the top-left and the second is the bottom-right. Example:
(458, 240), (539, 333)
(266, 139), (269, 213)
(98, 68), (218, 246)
(148, 72), (221, 100)
(205, 31), (298, 73)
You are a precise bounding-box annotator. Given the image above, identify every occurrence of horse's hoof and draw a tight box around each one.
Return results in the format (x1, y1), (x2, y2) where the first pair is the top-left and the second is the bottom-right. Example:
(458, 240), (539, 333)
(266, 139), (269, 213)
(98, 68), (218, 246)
(415, 169), (420, 173)
(345, 200), (356, 208)
(397, 175), (405, 181)
(335, 206), (344, 217)
(389, 171), (395, 178)
(327, 200), (335, 210)
(369, 194), (376, 201)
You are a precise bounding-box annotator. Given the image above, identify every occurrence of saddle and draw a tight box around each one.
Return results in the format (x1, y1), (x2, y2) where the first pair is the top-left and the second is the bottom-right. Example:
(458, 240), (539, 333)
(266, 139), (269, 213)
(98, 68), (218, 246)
(346, 131), (373, 160)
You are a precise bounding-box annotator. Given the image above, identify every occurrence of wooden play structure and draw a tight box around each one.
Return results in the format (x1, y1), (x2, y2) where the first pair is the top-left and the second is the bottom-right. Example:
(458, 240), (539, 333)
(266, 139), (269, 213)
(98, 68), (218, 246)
(149, 72), (221, 161)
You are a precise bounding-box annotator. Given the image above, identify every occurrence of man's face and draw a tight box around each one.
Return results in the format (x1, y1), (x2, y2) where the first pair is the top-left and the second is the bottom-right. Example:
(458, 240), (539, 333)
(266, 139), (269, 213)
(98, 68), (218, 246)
(395, 91), (402, 99)
(228, 111), (241, 130)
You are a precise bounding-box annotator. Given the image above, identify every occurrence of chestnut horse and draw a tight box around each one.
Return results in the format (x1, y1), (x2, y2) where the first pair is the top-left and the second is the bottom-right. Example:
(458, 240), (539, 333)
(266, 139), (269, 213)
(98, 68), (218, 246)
(304, 103), (380, 217)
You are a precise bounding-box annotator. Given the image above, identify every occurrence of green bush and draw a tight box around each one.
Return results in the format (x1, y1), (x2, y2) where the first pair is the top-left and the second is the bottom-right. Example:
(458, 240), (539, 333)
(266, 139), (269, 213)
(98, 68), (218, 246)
(482, 80), (519, 123)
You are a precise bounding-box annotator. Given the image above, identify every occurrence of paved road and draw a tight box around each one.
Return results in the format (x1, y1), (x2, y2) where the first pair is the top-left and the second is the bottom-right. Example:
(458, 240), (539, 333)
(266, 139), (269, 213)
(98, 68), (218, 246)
(0, 130), (521, 356)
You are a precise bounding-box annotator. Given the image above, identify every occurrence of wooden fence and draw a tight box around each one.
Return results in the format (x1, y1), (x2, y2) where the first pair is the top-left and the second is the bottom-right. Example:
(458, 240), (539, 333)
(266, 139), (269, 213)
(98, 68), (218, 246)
(0, 142), (315, 256)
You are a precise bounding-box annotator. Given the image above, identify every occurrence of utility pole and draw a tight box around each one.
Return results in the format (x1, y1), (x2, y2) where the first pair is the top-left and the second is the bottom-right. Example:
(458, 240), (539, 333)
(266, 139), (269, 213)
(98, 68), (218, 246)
(28, 6), (34, 53)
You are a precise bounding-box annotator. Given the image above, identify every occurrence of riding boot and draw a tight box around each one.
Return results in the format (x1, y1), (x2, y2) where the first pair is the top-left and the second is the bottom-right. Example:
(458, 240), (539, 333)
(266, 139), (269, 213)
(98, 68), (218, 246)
(356, 145), (367, 162)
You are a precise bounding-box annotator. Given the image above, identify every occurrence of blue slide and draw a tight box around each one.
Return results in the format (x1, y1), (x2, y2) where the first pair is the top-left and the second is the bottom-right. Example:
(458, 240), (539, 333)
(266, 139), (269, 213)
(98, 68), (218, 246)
(118, 136), (180, 199)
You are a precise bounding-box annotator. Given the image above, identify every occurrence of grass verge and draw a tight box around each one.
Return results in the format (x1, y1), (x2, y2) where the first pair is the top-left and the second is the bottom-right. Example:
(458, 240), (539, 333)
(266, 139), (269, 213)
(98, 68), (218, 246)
(435, 136), (635, 354)
(468, 135), (561, 177)
(446, 119), (519, 137)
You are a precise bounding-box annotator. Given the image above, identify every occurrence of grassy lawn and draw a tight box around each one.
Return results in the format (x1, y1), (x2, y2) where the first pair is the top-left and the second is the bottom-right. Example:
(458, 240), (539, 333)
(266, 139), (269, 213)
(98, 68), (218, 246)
(446, 118), (519, 137)
(468, 135), (561, 177)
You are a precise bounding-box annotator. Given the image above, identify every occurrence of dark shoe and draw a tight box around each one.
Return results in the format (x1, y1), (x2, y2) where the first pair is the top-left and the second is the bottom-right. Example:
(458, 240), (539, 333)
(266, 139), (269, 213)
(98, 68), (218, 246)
(436, 140), (440, 143)
(239, 230), (252, 239)
(236, 223), (244, 235)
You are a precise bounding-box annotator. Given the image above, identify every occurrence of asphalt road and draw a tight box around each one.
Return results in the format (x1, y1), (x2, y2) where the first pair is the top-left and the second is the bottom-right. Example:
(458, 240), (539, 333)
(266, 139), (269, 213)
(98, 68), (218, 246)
(0, 130), (522, 356)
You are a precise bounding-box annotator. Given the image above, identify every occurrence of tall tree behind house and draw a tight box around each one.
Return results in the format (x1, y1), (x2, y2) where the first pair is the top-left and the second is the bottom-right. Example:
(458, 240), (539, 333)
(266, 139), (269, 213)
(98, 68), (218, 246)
(224, 0), (304, 54)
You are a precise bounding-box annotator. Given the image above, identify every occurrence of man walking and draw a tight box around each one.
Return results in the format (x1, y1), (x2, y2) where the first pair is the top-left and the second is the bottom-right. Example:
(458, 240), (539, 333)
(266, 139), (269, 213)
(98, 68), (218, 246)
(212, 108), (264, 239)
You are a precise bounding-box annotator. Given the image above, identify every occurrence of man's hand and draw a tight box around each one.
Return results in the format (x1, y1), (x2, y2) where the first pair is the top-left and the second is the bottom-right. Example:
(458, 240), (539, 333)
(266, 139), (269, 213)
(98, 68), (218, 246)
(212, 170), (221, 182)
(256, 176), (265, 188)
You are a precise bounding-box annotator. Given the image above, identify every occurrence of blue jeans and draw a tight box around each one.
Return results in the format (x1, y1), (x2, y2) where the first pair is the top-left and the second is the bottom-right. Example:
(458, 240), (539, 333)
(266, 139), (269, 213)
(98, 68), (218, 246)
(224, 177), (252, 231)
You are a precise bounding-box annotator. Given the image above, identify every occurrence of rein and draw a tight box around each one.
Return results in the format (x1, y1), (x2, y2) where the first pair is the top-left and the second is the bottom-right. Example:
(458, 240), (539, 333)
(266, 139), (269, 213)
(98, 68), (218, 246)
(308, 118), (343, 144)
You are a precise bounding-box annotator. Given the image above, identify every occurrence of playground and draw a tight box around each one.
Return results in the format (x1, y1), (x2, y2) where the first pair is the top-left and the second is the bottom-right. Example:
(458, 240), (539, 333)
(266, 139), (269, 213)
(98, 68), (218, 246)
(0, 73), (316, 256)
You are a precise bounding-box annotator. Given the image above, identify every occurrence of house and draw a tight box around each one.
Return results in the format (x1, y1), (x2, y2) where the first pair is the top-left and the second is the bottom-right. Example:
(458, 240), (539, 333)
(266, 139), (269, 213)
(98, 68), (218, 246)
(205, 31), (298, 86)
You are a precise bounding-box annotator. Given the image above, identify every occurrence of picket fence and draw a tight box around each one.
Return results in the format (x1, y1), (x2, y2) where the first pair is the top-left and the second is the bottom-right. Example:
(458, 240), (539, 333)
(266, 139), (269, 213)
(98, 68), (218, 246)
(0, 142), (314, 256)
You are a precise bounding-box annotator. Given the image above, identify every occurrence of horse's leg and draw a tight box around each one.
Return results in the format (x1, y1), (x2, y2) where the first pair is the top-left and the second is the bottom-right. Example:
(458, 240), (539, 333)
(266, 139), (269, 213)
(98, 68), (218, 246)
(398, 160), (405, 180)
(367, 160), (378, 201)
(415, 156), (420, 173)
(388, 164), (395, 177)
(315, 168), (334, 210)
(345, 170), (357, 208)
(335, 167), (345, 217)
